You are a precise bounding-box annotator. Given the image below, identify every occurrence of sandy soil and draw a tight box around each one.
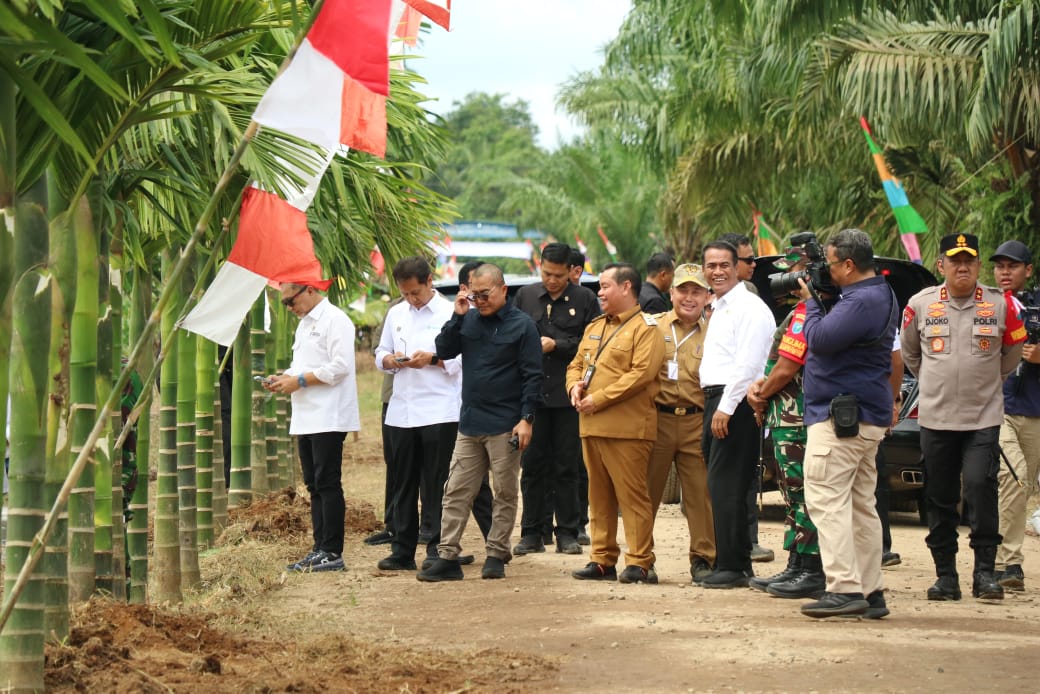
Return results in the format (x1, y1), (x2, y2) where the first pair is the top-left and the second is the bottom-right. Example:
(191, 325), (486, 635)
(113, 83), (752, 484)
(42, 355), (1040, 692)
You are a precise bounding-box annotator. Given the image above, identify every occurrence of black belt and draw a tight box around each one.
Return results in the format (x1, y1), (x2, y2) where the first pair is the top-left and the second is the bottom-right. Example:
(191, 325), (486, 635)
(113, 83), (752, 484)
(657, 403), (702, 416)
(702, 385), (725, 397)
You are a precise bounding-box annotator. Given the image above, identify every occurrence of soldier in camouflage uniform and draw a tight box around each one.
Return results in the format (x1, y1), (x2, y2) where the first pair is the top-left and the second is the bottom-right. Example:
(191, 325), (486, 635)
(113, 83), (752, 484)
(746, 252), (826, 599)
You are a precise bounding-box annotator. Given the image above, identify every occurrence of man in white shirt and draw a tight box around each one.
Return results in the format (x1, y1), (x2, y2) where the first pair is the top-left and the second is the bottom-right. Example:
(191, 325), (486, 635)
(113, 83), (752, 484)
(697, 240), (775, 588)
(265, 283), (360, 573)
(374, 257), (463, 571)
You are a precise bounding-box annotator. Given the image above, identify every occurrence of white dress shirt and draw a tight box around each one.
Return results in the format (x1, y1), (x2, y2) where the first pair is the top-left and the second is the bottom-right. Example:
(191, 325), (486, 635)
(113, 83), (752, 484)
(698, 281), (775, 415)
(286, 298), (360, 435)
(375, 291), (462, 427)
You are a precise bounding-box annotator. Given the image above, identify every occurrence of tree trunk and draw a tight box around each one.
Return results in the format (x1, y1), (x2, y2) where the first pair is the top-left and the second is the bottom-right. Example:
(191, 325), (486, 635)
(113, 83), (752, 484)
(154, 252), (182, 603)
(249, 298), (270, 496)
(211, 381), (229, 536)
(67, 189), (100, 603)
(228, 325), (253, 507)
(93, 220), (115, 596)
(195, 327), (217, 550)
(127, 268), (153, 604)
(264, 309), (280, 489)
(177, 266), (200, 590)
(0, 179), (52, 692)
(108, 215), (127, 599)
(275, 301), (293, 486)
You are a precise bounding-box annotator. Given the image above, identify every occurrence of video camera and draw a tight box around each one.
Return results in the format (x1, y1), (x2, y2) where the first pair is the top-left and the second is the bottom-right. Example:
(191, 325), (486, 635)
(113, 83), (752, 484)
(768, 231), (839, 297)
(1015, 291), (1040, 344)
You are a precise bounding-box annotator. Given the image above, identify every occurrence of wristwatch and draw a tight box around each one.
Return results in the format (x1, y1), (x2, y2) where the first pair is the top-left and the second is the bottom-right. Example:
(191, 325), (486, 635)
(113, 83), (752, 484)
(520, 413), (535, 424)
(430, 355), (440, 366)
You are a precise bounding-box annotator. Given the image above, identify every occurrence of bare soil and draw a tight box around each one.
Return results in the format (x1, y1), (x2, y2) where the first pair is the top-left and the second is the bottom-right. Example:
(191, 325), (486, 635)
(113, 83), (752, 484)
(41, 356), (1040, 692)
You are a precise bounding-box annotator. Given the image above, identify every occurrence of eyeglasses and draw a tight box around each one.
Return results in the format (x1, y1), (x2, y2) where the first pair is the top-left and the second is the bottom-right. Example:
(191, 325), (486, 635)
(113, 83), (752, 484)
(466, 290), (495, 303)
(738, 256), (756, 265)
(281, 286), (309, 308)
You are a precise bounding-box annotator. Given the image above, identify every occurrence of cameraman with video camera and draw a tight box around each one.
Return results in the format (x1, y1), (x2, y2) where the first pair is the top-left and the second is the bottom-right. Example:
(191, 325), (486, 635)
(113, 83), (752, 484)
(991, 240), (1040, 592)
(798, 229), (897, 619)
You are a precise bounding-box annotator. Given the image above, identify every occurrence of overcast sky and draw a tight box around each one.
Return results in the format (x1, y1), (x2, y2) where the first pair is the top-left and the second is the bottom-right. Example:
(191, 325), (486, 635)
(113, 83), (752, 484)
(409, 1), (632, 150)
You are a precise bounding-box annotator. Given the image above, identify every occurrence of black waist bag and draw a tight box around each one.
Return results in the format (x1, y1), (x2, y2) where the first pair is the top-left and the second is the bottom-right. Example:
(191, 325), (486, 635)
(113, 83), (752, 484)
(830, 394), (859, 438)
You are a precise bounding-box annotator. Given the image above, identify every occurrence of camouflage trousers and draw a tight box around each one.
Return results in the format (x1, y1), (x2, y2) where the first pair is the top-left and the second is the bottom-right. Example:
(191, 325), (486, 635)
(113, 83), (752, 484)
(772, 426), (819, 555)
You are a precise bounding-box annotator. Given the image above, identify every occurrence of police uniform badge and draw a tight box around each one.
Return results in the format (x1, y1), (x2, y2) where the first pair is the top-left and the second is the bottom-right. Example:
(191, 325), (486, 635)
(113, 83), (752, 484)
(930, 337), (945, 353)
(978, 337), (991, 351)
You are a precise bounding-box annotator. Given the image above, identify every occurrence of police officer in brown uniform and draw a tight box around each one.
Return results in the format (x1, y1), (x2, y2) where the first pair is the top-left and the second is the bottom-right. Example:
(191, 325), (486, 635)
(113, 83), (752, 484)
(902, 232), (1026, 602)
(646, 263), (716, 582)
(567, 263), (667, 584)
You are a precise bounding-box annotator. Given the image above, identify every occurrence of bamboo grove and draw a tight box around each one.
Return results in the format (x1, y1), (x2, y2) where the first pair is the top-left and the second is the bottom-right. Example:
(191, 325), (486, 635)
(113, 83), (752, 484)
(0, 2), (456, 691)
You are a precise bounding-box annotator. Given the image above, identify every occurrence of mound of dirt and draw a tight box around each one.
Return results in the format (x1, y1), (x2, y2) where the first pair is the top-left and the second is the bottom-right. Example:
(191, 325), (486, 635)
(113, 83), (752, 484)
(221, 488), (381, 546)
(45, 599), (554, 693)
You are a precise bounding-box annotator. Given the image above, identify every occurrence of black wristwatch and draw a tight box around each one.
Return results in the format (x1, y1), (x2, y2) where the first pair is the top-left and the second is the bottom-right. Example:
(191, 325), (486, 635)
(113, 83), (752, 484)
(521, 413), (535, 424)
(430, 355), (440, 365)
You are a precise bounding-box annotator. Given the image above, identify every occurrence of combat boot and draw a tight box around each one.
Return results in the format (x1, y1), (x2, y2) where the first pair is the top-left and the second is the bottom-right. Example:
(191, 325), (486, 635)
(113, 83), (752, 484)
(926, 550), (961, 601)
(972, 546), (1003, 600)
(767, 553), (826, 599)
(749, 551), (800, 592)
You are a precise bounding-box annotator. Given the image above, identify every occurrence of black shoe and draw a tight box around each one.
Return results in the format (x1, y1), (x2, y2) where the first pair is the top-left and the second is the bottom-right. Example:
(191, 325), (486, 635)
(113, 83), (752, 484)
(377, 555), (417, 571)
(690, 558), (713, 584)
(363, 529), (394, 546)
(416, 558), (463, 582)
(881, 551), (902, 567)
(572, 562), (617, 581)
(556, 536), (582, 555)
(482, 556), (506, 579)
(972, 571), (1005, 600)
(801, 592), (868, 618)
(998, 564), (1025, 591)
(576, 529), (591, 546)
(766, 569), (826, 600)
(700, 569), (751, 589)
(618, 565), (658, 584)
(459, 554), (475, 566)
(513, 535), (545, 555)
(749, 553), (801, 592)
(306, 551), (345, 573)
(926, 575), (962, 601)
(863, 589), (890, 619)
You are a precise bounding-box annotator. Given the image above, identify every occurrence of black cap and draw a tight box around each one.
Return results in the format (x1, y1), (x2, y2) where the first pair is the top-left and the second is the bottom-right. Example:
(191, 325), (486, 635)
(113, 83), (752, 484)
(989, 240), (1032, 265)
(938, 233), (979, 257)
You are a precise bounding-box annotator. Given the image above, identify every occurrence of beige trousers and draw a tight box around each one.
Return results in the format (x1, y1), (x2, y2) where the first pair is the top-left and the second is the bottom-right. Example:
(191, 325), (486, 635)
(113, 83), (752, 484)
(997, 414), (1040, 569)
(583, 437), (656, 569)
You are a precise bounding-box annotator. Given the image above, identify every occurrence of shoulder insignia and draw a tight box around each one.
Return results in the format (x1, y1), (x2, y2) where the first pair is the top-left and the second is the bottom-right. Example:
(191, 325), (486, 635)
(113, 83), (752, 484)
(642, 313), (658, 326)
(939, 286), (949, 301)
(902, 305), (916, 330)
(975, 286), (984, 301)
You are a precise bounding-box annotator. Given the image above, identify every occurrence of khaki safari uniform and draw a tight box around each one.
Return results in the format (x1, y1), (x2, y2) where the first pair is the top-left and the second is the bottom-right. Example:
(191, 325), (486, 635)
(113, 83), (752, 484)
(647, 310), (715, 565)
(566, 304), (666, 569)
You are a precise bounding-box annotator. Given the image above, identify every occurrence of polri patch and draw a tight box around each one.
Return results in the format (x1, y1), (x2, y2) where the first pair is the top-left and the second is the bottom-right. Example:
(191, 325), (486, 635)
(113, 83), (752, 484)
(930, 337), (945, 352)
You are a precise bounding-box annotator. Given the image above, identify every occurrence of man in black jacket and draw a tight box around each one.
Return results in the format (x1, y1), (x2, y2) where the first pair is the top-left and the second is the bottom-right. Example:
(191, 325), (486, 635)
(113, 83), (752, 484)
(513, 243), (601, 555)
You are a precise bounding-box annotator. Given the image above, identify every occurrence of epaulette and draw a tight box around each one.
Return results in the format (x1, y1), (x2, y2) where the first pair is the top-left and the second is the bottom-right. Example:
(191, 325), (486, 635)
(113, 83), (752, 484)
(652, 311), (667, 321)
(642, 313), (658, 326)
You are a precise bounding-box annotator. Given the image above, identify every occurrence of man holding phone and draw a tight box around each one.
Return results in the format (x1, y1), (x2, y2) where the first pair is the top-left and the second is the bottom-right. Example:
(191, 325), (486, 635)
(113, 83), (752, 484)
(374, 256), (461, 572)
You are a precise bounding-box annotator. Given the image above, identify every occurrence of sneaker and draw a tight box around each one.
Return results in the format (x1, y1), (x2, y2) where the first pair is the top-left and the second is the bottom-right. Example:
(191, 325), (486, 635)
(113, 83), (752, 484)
(618, 565), (657, 584)
(576, 529), (591, 546)
(881, 551), (902, 567)
(556, 536), (583, 555)
(306, 551), (345, 573)
(482, 556), (506, 579)
(750, 544), (775, 563)
(416, 557), (463, 582)
(286, 549), (319, 571)
(863, 589), (890, 619)
(363, 529), (394, 546)
(998, 564), (1025, 591)
(927, 575), (962, 601)
(513, 535), (546, 555)
(690, 558), (713, 584)
(572, 562), (617, 581)
(801, 592), (868, 618)
(377, 555), (417, 571)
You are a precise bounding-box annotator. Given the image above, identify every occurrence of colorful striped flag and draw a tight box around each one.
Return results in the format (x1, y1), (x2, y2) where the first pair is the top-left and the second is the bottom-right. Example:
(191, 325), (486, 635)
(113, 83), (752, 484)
(751, 210), (780, 256)
(596, 226), (617, 261)
(860, 117), (926, 264)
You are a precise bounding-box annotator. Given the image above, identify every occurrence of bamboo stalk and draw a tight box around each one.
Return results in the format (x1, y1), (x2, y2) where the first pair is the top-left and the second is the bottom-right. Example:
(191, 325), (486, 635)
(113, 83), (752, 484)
(127, 268), (153, 604)
(249, 298), (269, 496)
(176, 266), (200, 590)
(195, 321), (217, 550)
(228, 323), (253, 506)
(154, 252), (182, 603)
(93, 220), (115, 596)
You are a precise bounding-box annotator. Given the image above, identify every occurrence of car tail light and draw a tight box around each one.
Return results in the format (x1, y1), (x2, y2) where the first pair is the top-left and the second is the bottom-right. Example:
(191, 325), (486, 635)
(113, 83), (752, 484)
(906, 404), (918, 419)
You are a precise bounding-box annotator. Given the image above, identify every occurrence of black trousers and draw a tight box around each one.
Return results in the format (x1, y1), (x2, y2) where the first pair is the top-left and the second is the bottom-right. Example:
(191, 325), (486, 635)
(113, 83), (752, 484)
(874, 444), (892, 553)
(703, 393), (759, 572)
(921, 426), (1002, 554)
(298, 431), (347, 555)
(520, 406), (582, 540)
(387, 421), (458, 559)
(380, 403), (397, 532)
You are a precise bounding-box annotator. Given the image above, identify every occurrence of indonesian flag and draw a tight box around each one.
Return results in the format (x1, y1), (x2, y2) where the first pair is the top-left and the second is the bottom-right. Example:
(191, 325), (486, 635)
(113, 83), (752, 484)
(403, 0), (451, 29)
(180, 187), (334, 346)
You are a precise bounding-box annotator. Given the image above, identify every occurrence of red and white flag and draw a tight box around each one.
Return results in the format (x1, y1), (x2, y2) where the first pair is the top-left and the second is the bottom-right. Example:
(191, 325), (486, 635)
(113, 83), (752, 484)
(403, 0), (450, 29)
(181, 187), (334, 346)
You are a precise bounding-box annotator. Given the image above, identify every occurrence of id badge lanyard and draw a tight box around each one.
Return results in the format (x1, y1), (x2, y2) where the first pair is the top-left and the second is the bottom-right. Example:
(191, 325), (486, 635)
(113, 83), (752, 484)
(583, 312), (639, 388)
(667, 323), (694, 381)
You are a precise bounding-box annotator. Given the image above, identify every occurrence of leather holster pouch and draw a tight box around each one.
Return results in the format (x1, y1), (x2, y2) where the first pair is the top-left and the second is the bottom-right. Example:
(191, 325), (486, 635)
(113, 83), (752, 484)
(830, 394), (859, 438)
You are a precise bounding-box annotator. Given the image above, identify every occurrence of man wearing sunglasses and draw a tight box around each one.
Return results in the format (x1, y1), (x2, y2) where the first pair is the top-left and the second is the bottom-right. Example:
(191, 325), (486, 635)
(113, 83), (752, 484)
(418, 263), (543, 582)
(266, 283), (359, 573)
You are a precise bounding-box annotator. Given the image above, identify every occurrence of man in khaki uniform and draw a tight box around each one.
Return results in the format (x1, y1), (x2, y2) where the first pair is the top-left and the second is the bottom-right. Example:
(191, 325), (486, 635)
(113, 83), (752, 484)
(902, 232), (1026, 602)
(567, 263), (666, 584)
(647, 263), (716, 582)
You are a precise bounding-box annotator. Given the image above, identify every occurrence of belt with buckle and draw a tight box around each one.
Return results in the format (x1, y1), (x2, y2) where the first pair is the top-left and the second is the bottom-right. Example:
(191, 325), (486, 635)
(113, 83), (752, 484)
(657, 403), (702, 416)
(702, 385), (725, 397)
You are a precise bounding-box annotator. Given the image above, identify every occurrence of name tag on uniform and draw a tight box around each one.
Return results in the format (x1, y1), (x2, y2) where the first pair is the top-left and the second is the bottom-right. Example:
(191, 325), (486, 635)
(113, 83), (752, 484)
(589, 334), (601, 340)
(667, 360), (679, 381)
